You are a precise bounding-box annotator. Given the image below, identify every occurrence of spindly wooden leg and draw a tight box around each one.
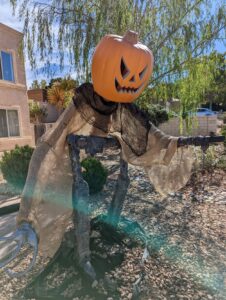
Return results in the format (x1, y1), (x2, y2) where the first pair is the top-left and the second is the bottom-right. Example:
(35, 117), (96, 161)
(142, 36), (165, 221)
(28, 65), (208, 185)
(67, 136), (96, 280)
(107, 157), (130, 226)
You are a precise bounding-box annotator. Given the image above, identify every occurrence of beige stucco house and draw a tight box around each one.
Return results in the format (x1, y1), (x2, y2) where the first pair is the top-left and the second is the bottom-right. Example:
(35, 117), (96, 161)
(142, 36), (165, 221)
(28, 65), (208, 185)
(0, 23), (33, 152)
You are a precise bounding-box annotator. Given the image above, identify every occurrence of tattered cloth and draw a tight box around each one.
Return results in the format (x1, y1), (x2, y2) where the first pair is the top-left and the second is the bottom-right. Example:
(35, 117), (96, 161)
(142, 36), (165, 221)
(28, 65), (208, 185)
(17, 83), (193, 257)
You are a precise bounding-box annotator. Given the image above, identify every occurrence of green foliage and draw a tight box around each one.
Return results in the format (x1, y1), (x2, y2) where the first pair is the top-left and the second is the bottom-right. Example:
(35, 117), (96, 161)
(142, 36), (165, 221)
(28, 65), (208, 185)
(10, 0), (225, 125)
(176, 52), (226, 119)
(10, 0), (225, 87)
(29, 101), (47, 123)
(81, 157), (108, 195)
(147, 105), (169, 126)
(60, 77), (77, 90)
(203, 52), (226, 106)
(194, 145), (226, 172)
(217, 156), (226, 171)
(48, 76), (77, 89)
(47, 76), (77, 110)
(136, 89), (169, 126)
(30, 79), (40, 89)
(40, 80), (47, 89)
(201, 147), (218, 171)
(0, 145), (34, 192)
(138, 84), (176, 105)
(138, 51), (225, 130)
(48, 78), (63, 88)
(139, 103), (169, 126)
(30, 79), (47, 89)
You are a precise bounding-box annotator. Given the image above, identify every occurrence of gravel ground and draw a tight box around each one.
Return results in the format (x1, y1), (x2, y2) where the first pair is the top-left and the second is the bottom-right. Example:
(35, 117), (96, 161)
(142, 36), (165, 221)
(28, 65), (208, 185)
(0, 147), (225, 299)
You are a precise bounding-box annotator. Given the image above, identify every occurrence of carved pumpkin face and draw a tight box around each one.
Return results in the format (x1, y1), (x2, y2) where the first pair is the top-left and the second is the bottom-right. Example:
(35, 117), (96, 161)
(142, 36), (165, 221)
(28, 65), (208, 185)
(92, 30), (154, 103)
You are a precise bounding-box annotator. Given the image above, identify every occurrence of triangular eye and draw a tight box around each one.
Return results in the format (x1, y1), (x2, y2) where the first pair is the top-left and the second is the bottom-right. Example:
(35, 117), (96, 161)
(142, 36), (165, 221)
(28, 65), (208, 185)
(139, 65), (148, 80)
(120, 58), (130, 78)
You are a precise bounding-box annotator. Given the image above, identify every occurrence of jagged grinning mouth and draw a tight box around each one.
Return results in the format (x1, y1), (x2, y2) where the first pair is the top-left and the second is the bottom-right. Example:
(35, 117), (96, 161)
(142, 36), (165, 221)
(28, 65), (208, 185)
(115, 78), (143, 94)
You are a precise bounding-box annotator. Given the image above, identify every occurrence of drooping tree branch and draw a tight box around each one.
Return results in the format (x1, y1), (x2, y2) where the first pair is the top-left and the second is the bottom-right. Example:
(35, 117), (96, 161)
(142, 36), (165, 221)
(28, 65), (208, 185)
(9, 0), (226, 115)
(153, 0), (204, 52)
(151, 25), (225, 85)
(10, 0), (225, 79)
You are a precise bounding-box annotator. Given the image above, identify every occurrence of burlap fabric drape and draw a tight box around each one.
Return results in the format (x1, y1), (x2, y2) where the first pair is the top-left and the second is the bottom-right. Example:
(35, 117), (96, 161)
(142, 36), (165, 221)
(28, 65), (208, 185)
(17, 83), (193, 257)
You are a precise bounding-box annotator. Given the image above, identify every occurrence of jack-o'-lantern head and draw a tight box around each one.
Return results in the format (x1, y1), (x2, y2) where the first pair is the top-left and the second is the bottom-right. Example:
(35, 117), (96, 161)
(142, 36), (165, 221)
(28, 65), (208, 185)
(91, 30), (154, 103)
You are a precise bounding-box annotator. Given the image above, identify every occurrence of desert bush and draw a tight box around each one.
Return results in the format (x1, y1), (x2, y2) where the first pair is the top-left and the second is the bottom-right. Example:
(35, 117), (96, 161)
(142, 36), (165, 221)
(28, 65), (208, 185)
(81, 157), (108, 194)
(146, 104), (169, 126)
(216, 156), (226, 171)
(194, 145), (226, 172)
(47, 76), (76, 111)
(0, 145), (34, 192)
(201, 147), (217, 171)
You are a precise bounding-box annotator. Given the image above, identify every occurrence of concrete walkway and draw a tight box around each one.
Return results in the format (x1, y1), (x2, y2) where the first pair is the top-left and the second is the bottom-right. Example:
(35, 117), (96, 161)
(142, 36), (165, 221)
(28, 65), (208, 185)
(0, 174), (20, 254)
(0, 193), (20, 261)
(0, 212), (17, 261)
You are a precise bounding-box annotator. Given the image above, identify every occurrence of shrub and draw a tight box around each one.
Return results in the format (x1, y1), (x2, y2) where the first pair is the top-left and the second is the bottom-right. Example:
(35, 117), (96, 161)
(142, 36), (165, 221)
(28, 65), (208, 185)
(216, 156), (226, 171)
(194, 145), (226, 172)
(29, 100), (47, 124)
(0, 145), (34, 192)
(136, 101), (169, 126)
(0, 146), (108, 195)
(145, 104), (169, 126)
(47, 76), (76, 111)
(81, 157), (108, 195)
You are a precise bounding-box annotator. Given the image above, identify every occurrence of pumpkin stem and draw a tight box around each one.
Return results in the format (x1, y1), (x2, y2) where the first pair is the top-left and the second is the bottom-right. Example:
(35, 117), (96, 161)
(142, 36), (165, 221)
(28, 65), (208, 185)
(123, 30), (138, 44)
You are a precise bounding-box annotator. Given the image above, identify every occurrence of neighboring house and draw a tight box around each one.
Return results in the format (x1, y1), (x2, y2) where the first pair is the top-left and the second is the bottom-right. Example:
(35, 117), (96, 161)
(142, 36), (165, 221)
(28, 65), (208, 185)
(27, 88), (60, 123)
(0, 23), (33, 151)
(27, 88), (47, 103)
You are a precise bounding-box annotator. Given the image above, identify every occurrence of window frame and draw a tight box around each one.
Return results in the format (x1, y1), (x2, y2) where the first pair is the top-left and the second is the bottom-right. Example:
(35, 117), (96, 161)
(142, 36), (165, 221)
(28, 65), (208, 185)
(0, 50), (15, 83)
(0, 108), (20, 138)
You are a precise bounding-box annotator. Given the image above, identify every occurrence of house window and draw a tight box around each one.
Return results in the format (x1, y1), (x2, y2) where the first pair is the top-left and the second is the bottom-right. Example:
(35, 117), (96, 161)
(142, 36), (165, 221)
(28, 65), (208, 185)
(0, 51), (15, 82)
(0, 109), (20, 137)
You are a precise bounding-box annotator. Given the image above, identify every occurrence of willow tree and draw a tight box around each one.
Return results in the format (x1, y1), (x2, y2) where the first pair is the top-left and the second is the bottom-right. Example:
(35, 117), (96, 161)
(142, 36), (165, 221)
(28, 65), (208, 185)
(10, 0), (225, 112)
(203, 52), (226, 107)
(137, 51), (225, 131)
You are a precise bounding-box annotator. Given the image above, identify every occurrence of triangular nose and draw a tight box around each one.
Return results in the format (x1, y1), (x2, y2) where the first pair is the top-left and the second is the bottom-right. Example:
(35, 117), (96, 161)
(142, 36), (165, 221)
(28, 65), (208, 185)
(129, 75), (135, 82)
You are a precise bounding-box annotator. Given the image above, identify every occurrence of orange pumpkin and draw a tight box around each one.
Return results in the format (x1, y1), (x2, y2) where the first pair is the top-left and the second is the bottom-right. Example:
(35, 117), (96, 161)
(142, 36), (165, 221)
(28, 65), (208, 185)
(91, 30), (154, 103)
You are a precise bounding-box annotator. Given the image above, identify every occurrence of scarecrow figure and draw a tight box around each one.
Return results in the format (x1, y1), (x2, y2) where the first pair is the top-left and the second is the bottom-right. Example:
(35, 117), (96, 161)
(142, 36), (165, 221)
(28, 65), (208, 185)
(0, 31), (223, 279)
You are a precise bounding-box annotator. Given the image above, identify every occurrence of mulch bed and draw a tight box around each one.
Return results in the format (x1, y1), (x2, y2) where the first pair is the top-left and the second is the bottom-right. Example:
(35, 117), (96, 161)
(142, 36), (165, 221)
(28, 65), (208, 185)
(0, 148), (225, 299)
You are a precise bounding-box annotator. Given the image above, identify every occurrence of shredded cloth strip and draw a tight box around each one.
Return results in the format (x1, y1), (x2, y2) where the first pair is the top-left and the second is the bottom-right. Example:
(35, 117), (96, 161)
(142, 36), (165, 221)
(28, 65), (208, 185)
(17, 83), (194, 257)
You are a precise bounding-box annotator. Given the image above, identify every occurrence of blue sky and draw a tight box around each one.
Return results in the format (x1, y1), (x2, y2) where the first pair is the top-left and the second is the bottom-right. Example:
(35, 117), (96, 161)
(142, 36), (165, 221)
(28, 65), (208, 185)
(0, 0), (34, 86)
(0, 0), (75, 87)
(0, 0), (225, 88)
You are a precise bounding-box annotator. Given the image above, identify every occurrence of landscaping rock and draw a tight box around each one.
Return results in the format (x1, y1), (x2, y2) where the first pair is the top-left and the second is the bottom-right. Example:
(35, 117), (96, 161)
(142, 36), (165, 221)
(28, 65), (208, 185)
(0, 147), (225, 299)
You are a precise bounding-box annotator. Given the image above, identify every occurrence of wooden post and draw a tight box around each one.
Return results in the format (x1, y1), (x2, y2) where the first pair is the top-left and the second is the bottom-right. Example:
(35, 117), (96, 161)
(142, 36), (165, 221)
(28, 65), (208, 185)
(67, 135), (96, 280)
(67, 134), (130, 277)
(107, 157), (130, 226)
